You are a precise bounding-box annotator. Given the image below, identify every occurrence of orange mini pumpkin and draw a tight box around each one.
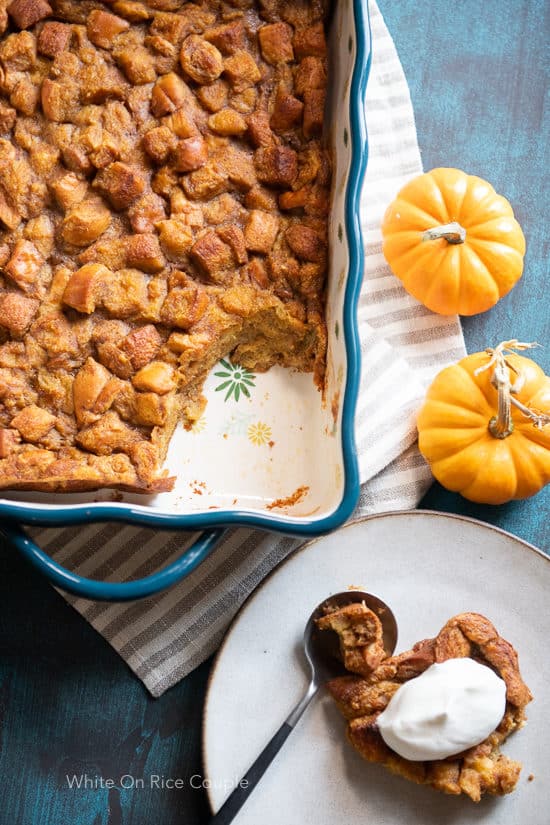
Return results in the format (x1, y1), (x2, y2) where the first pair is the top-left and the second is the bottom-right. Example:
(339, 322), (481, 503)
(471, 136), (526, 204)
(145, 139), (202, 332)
(381, 168), (526, 315)
(417, 341), (550, 504)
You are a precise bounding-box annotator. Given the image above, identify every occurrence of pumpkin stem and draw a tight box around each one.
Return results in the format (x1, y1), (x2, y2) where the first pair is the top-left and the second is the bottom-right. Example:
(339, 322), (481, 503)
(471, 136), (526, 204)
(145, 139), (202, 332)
(489, 357), (514, 438)
(422, 221), (466, 244)
(474, 340), (550, 439)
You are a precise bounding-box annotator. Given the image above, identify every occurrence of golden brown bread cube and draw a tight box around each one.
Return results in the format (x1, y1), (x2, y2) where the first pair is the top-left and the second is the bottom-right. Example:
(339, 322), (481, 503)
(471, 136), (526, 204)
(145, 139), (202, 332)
(119, 324), (162, 371)
(208, 108), (247, 136)
(128, 193), (166, 234)
(182, 163), (227, 200)
(76, 410), (141, 456)
(196, 79), (228, 113)
(40, 77), (79, 122)
(37, 20), (71, 56)
(132, 361), (176, 394)
(160, 284), (209, 330)
(190, 231), (234, 281)
(111, 1), (152, 23)
(86, 10), (129, 49)
(205, 20), (245, 55)
(0, 102), (16, 132)
(254, 145), (297, 187)
(150, 71), (192, 116)
(270, 90), (304, 132)
(302, 88), (326, 138)
(244, 210), (279, 254)
(293, 22), (327, 59)
(172, 136), (208, 172)
(115, 45), (157, 84)
(125, 234), (165, 273)
(148, 9), (187, 45)
(244, 185), (277, 211)
(258, 22), (294, 64)
(180, 34), (223, 84)
(167, 107), (199, 138)
(0, 428), (21, 458)
(4, 239), (43, 292)
(49, 173), (88, 210)
(62, 264), (109, 314)
(142, 125), (178, 164)
(223, 49), (261, 91)
(94, 162), (145, 210)
(11, 404), (56, 441)
(155, 218), (192, 260)
(0, 291), (38, 335)
(217, 223), (247, 264)
(72, 357), (118, 427)
(0, 29), (36, 70)
(8, 0), (52, 30)
(294, 56), (326, 95)
(134, 391), (170, 426)
(286, 223), (326, 262)
(60, 199), (111, 246)
(246, 110), (274, 147)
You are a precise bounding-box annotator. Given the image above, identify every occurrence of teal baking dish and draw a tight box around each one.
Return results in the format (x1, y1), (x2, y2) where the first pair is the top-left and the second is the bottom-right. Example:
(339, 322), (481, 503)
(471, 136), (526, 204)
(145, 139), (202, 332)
(0, 0), (371, 600)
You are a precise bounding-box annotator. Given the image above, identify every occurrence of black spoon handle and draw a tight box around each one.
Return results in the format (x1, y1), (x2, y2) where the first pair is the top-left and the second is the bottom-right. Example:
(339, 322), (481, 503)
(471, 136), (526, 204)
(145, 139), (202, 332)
(209, 681), (318, 824)
(209, 722), (293, 825)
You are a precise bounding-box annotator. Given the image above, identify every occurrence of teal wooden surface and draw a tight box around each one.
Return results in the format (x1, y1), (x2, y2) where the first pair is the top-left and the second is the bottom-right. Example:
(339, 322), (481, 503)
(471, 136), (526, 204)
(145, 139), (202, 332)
(0, 2), (548, 824)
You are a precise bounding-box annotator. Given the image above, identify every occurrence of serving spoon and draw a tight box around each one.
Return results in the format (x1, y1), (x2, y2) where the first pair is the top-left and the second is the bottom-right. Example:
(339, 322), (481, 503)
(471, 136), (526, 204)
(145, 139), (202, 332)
(209, 590), (398, 824)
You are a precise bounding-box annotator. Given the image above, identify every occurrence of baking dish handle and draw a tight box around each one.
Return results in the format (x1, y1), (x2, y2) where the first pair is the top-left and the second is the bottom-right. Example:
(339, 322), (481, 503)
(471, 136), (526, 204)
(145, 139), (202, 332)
(1, 522), (226, 602)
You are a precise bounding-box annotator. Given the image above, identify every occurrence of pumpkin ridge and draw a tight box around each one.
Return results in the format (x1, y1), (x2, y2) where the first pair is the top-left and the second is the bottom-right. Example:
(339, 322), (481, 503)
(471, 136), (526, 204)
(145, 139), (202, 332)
(419, 427), (488, 460)
(429, 438), (497, 489)
(464, 240), (523, 295)
(458, 194), (503, 226)
(461, 192), (516, 228)
(425, 362), (498, 417)
(381, 231), (428, 267)
(464, 217), (523, 239)
(388, 200), (448, 231)
(459, 440), (519, 503)
(512, 421), (550, 449)
(420, 397), (489, 422)
(467, 238), (525, 260)
(458, 244), (496, 283)
(457, 361), (506, 416)
(508, 437), (550, 497)
(421, 245), (461, 312)
(400, 172), (450, 223)
(457, 182), (499, 225)
(389, 244), (449, 294)
(432, 169), (468, 225)
(455, 248), (500, 314)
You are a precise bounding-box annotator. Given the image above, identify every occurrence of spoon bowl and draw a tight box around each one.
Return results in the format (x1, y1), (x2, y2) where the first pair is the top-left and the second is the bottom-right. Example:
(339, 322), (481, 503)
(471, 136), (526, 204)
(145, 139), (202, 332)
(304, 589), (398, 686)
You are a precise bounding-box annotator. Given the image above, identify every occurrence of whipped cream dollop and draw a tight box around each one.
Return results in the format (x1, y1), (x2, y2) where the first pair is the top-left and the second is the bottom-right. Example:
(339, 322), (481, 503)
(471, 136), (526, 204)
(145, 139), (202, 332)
(377, 658), (506, 761)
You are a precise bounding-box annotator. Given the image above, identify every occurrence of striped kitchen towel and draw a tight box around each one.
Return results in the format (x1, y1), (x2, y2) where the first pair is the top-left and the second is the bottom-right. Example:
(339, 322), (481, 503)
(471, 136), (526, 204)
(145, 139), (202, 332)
(27, 0), (465, 697)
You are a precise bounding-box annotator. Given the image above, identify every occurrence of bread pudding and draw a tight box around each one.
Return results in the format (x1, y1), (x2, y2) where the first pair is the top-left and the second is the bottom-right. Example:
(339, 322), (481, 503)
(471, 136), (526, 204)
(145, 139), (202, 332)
(318, 605), (532, 801)
(0, 0), (330, 493)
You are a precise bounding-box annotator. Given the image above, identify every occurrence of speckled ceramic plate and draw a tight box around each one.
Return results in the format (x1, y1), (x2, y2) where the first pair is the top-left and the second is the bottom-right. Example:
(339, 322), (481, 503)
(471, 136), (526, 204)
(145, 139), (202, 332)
(203, 511), (549, 825)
